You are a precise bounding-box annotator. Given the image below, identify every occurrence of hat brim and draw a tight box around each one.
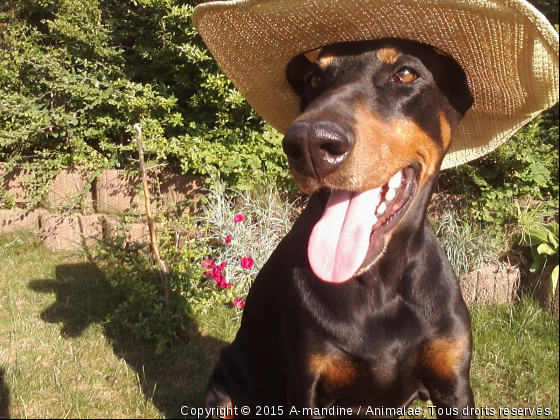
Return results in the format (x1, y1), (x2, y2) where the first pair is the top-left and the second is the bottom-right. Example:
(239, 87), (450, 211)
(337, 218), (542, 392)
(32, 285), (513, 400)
(193, 0), (559, 169)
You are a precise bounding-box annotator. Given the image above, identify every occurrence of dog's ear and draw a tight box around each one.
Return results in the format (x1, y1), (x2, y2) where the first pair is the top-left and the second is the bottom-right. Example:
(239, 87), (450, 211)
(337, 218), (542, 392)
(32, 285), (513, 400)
(440, 54), (474, 116)
(286, 53), (312, 97)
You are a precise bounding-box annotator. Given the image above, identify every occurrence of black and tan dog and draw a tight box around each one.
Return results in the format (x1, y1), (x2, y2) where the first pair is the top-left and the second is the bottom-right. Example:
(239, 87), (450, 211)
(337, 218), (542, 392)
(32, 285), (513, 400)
(206, 38), (476, 419)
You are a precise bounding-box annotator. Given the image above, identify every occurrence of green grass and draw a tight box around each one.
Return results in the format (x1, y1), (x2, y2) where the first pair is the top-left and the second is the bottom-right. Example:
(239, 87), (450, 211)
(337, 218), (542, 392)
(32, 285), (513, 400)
(0, 232), (558, 418)
(469, 300), (559, 418)
(0, 233), (235, 418)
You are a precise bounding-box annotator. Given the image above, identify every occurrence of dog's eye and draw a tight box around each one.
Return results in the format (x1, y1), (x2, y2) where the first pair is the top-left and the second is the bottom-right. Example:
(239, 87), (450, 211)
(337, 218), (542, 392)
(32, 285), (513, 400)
(392, 68), (419, 83)
(308, 75), (322, 89)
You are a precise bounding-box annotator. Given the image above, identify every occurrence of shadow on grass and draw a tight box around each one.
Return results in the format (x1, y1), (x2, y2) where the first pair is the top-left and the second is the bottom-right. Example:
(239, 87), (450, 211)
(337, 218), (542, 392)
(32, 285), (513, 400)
(28, 262), (226, 418)
(0, 367), (9, 419)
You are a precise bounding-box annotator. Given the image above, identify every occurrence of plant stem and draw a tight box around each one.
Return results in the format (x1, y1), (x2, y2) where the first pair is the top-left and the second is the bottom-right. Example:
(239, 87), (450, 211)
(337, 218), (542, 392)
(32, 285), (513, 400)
(134, 123), (171, 310)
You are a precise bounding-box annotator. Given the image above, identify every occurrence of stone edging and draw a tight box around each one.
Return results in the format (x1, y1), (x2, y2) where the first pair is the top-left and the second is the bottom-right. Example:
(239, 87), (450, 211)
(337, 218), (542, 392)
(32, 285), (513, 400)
(0, 165), (204, 251)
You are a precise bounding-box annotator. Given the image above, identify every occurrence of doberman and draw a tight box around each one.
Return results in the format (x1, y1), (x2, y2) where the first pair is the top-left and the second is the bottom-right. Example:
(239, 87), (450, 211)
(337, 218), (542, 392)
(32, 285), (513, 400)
(206, 38), (476, 419)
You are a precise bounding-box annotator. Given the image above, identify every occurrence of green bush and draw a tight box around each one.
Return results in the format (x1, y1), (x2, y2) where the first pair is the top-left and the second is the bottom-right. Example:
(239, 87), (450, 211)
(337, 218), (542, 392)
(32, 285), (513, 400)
(96, 209), (211, 354)
(0, 0), (291, 209)
(438, 108), (559, 246)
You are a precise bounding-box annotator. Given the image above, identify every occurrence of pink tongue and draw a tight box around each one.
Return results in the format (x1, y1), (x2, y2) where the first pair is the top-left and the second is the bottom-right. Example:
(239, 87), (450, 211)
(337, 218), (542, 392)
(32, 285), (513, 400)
(308, 188), (381, 283)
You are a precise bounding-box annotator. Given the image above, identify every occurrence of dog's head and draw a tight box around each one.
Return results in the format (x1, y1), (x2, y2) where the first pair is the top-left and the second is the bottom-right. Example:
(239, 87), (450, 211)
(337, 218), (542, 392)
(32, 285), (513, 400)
(284, 39), (473, 282)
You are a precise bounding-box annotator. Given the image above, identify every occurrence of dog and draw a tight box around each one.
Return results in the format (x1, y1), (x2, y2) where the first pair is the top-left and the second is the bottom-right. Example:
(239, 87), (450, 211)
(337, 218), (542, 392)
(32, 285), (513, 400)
(206, 38), (476, 419)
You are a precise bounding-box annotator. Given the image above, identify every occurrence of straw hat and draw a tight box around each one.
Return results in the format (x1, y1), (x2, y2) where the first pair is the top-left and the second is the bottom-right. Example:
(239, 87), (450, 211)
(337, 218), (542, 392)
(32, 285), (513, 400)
(193, 0), (559, 169)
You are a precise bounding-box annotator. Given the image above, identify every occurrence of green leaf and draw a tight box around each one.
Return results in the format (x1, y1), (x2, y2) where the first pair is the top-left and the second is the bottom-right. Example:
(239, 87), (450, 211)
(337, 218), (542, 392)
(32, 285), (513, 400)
(537, 243), (557, 256)
(527, 227), (551, 245)
(545, 223), (559, 248)
(551, 265), (559, 297)
(482, 213), (494, 222)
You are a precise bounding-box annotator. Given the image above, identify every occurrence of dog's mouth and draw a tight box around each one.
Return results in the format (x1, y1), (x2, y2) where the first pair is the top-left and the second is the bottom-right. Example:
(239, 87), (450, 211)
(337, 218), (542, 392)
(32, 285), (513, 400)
(308, 164), (419, 283)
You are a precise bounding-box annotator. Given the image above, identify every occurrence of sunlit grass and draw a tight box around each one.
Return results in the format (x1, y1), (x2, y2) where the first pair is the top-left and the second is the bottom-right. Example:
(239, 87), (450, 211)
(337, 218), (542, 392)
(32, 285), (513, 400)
(0, 231), (558, 418)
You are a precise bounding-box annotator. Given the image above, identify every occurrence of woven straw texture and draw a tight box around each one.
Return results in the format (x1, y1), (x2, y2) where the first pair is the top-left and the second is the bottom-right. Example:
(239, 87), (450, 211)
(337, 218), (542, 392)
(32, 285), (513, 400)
(193, 0), (559, 169)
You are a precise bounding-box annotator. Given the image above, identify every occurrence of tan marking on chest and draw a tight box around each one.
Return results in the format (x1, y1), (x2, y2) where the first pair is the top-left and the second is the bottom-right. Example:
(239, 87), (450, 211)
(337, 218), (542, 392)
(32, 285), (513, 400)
(420, 336), (469, 380)
(309, 354), (359, 393)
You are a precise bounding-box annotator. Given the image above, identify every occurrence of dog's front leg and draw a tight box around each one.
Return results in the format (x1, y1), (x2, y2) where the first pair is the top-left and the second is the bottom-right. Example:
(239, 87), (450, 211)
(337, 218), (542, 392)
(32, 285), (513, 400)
(419, 333), (476, 419)
(426, 378), (476, 419)
(423, 361), (476, 419)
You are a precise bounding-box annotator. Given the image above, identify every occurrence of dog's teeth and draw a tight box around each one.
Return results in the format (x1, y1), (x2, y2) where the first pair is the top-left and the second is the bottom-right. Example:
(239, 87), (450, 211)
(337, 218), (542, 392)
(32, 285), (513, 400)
(385, 188), (396, 201)
(377, 202), (387, 215)
(388, 171), (402, 189)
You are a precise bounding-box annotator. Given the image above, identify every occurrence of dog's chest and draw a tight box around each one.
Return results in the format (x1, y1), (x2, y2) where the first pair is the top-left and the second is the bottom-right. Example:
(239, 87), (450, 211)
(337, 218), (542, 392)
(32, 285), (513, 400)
(300, 347), (424, 410)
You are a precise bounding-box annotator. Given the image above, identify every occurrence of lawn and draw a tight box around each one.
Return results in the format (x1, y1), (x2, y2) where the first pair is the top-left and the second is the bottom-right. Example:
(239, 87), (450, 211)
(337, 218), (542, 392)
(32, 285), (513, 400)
(0, 232), (558, 418)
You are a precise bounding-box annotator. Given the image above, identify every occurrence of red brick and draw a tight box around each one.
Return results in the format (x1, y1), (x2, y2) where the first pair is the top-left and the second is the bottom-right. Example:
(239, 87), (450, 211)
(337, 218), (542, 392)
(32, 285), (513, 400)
(95, 169), (156, 214)
(0, 209), (43, 233)
(0, 166), (33, 204)
(40, 213), (118, 251)
(47, 166), (94, 212)
(159, 173), (205, 211)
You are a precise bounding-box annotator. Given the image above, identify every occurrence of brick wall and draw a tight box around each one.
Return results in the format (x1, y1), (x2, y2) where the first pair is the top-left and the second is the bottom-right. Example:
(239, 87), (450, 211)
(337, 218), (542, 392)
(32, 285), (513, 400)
(0, 164), (204, 251)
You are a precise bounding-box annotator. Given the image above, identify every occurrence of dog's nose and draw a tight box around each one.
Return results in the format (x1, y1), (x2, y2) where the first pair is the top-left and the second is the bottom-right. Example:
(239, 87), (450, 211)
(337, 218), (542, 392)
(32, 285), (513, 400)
(282, 121), (354, 179)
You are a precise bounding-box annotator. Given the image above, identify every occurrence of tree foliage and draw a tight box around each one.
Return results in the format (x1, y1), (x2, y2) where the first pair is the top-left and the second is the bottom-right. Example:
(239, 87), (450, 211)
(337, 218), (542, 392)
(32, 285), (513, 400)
(0, 0), (290, 203)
